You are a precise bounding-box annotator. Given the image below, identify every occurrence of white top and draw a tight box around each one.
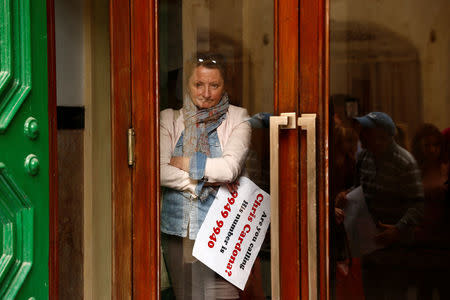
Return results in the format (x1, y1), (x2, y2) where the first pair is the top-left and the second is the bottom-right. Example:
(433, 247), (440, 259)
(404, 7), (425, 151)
(160, 105), (252, 197)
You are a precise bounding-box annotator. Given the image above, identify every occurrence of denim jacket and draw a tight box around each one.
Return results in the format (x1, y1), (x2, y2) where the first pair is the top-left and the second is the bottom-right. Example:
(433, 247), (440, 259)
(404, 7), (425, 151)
(161, 130), (223, 239)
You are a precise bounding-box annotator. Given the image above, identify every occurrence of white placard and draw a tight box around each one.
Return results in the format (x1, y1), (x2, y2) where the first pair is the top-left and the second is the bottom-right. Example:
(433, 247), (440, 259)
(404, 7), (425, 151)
(193, 176), (270, 290)
(344, 186), (383, 256)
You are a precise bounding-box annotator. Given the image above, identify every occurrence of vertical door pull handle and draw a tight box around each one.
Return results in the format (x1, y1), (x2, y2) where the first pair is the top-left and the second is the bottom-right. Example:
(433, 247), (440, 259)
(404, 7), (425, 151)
(298, 113), (317, 300)
(269, 113), (317, 300)
(269, 112), (296, 300)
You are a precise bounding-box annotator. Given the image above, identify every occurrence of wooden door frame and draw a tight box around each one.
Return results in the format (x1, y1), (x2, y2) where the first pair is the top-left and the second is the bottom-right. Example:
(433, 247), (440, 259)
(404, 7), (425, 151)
(275, 0), (329, 298)
(47, 0), (58, 297)
(110, 0), (329, 298)
(298, 0), (329, 298)
(129, 0), (160, 298)
(110, 0), (133, 298)
(110, 0), (159, 298)
(274, 0), (301, 298)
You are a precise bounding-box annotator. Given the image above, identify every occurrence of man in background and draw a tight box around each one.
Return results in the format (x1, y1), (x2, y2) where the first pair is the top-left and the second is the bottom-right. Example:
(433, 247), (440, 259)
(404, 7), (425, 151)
(336, 112), (424, 300)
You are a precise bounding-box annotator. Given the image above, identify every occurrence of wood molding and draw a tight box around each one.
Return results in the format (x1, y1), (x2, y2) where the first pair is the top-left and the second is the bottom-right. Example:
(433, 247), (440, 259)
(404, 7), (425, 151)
(319, 1), (330, 299)
(110, 0), (133, 298)
(47, 0), (58, 297)
(131, 0), (160, 298)
(299, 0), (329, 299)
(274, 0), (301, 299)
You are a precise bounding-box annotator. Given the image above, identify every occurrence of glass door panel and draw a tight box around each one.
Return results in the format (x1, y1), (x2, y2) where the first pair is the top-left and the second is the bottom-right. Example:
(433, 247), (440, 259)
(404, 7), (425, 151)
(158, 1), (274, 298)
(330, 1), (450, 299)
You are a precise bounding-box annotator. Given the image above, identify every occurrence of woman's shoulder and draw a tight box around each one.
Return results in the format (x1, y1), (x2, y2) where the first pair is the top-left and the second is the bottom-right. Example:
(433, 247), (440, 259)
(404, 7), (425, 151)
(227, 105), (250, 120)
(160, 108), (182, 121)
(160, 108), (183, 129)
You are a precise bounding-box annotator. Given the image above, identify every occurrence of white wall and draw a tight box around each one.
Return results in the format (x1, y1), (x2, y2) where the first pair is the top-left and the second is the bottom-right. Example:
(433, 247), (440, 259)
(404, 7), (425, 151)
(331, 0), (450, 129)
(55, 0), (85, 106)
(55, 0), (112, 299)
(83, 0), (112, 299)
(182, 0), (274, 115)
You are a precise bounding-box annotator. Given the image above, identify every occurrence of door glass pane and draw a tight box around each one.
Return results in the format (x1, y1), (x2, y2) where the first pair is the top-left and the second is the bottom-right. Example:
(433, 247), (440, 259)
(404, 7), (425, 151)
(330, 1), (450, 299)
(158, 1), (273, 299)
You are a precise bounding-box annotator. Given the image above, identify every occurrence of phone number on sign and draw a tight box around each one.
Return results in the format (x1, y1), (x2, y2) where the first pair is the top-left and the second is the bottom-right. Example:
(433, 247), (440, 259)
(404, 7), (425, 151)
(208, 190), (238, 248)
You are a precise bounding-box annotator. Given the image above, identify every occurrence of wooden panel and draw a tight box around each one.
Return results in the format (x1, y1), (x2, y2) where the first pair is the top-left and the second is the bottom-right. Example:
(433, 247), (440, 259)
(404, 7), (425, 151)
(274, 0), (301, 299)
(57, 131), (84, 299)
(110, 0), (133, 298)
(131, 0), (159, 298)
(299, 0), (329, 299)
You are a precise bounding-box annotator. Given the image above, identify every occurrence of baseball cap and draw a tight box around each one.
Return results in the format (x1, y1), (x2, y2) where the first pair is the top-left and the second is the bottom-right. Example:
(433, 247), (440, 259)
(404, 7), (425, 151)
(354, 112), (396, 136)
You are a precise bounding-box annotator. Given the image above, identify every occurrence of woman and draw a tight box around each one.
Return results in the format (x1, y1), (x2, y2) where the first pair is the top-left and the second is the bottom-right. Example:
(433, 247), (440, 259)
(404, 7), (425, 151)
(411, 124), (450, 248)
(411, 123), (448, 189)
(160, 52), (251, 299)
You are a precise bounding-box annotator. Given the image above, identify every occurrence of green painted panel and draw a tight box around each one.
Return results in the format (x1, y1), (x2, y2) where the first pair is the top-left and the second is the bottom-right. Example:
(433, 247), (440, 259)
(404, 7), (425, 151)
(0, 0), (50, 299)
(0, 0), (12, 95)
(0, 0), (32, 133)
(0, 223), (14, 283)
(0, 164), (34, 298)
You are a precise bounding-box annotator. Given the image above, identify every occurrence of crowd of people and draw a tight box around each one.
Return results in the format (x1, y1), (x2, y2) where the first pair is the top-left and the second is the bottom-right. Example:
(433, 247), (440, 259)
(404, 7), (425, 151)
(331, 96), (450, 300)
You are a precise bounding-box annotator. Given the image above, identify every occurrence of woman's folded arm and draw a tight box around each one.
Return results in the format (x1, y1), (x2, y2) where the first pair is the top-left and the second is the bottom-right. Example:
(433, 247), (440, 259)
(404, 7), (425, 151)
(160, 109), (197, 195)
(203, 118), (251, 183)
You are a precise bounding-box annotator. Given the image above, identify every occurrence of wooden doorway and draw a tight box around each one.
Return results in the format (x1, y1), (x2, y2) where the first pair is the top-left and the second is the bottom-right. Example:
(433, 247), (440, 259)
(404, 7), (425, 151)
(110, 0), (329, 299)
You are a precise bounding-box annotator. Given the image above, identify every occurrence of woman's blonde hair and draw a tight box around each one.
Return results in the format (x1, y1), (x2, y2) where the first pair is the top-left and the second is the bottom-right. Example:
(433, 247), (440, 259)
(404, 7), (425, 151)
(183, 52), (227, 88)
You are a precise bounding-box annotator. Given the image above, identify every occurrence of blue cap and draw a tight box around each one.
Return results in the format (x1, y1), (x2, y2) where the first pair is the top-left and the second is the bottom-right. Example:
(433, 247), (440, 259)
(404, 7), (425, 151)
(354, 112), (396, 136)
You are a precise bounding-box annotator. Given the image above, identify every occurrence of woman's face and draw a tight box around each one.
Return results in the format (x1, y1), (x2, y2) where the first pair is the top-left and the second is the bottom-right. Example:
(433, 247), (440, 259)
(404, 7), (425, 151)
(188, 66), (224, 109)
(421, 136), (441, 160)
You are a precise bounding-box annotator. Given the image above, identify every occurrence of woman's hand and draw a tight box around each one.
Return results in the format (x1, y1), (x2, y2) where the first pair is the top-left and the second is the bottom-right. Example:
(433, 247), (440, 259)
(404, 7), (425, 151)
(170, 155), (241, 195)
(169, 156), (190, 172)
(226, 180), (240, 194)
(335, 191), (348, 208)
(375, 222), (400, 246)
(335, 208), (345, 224)
(204, 180), (239, 195)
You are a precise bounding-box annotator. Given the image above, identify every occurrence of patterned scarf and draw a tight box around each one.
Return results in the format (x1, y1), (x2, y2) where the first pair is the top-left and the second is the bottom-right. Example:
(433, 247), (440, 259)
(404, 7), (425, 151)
(182, 93), (229, 156)
(182, 93), (229, 199)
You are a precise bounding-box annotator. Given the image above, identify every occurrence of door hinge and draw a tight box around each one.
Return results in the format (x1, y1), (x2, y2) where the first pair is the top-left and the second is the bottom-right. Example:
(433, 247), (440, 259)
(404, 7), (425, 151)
(128, 128), (135, 167)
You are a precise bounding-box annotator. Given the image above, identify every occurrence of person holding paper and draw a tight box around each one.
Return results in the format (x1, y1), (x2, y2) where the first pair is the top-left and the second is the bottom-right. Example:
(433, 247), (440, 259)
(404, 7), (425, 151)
(335, 112), (424, 300)
(160, 52), (251, 299)
(336, 112), (424, 245)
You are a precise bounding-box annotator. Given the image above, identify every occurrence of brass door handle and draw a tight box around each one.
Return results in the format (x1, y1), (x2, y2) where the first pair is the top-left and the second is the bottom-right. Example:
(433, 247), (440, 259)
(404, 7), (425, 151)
(298, 114), (317, 300)
(269, 113), (317, 300)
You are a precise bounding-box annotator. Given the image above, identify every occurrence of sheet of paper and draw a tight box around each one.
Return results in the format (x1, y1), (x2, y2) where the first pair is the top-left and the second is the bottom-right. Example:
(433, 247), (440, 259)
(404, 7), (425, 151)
(344, 186), (383, 257)
(193, 176), (270, 290)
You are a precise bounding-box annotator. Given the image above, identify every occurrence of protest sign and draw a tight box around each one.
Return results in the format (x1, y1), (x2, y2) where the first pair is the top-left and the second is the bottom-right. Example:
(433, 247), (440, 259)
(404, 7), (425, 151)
(344, 186), (382, 256)
(192, 176), (270, 290)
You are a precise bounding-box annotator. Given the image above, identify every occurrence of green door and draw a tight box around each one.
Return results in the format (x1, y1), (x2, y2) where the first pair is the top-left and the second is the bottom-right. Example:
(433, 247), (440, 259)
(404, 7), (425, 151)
(0, 0), (50, 298)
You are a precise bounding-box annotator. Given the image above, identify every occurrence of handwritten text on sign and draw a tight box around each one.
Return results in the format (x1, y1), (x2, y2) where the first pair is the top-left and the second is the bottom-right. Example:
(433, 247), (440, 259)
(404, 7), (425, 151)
(193, 177), (270, 290)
